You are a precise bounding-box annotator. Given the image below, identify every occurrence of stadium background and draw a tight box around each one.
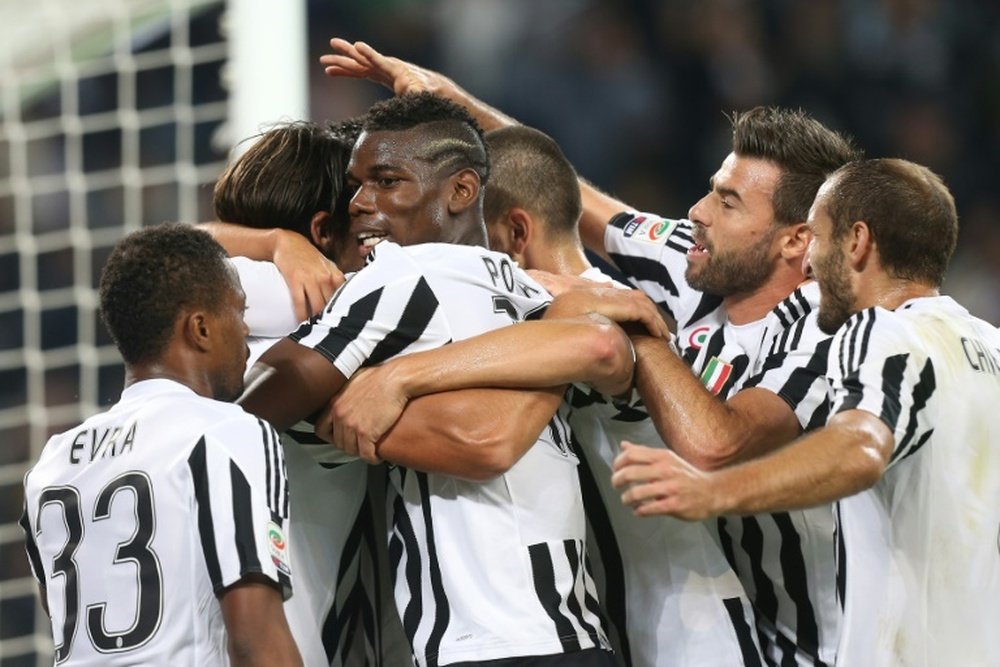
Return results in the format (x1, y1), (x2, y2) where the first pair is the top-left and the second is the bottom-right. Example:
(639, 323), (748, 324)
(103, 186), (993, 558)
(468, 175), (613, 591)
(1, 0), (997, 663)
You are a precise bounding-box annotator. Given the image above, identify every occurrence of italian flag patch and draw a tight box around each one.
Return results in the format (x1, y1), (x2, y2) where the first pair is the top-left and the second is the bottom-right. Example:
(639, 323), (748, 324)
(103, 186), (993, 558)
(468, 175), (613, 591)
(699, 356), (733, 395)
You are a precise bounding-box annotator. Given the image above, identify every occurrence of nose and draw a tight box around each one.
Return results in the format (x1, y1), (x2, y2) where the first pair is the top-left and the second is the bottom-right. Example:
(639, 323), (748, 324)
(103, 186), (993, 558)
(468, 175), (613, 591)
(688, 193), (709, 227)
(348, 184), (374, 217)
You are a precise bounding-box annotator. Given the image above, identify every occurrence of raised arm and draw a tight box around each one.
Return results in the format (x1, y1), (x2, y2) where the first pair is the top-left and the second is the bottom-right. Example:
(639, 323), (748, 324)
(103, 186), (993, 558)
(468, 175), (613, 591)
(631, 334), (802, 470)
(320, 39), (631, 262)
(200, 221), (342, 320)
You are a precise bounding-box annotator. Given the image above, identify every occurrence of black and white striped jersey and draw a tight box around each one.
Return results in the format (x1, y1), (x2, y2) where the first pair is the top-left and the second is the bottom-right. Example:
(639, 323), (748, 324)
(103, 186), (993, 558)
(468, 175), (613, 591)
(827, 297), (1000, 667)
(20, 379), (290, 666)
(566, 267), (764, 667)
(292, 241), (609, 666)
(605, 213), (840, 667)
(235, 257), (407, 667)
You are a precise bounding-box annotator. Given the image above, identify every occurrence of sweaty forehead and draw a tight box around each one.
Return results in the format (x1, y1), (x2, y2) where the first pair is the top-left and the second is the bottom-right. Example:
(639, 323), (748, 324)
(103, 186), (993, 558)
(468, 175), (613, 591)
(714, 153), (781, 198)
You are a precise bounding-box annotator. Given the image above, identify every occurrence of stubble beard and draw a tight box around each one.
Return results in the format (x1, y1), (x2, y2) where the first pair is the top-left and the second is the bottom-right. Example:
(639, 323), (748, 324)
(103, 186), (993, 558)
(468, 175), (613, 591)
(816, 251), (856, 335)
(686, 233), (776, 297)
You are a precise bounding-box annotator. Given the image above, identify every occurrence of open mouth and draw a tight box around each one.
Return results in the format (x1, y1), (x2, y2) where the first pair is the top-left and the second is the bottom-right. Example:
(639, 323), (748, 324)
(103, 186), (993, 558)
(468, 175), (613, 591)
(357, 231), (389, 254)
(688, 241), (710, 257)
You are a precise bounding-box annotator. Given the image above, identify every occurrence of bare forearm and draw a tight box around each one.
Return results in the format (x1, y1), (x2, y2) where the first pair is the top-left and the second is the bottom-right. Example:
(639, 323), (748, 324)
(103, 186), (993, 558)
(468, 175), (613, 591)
(709, 416), (889, 514)
(199, 222), (286, 260)
(389, 318), (632, 398)
(377, 387), (564, 481)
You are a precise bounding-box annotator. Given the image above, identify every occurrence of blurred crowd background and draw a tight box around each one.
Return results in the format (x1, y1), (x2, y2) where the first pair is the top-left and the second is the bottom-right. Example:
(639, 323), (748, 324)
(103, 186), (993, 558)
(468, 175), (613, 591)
(310, 0), (1000, 322)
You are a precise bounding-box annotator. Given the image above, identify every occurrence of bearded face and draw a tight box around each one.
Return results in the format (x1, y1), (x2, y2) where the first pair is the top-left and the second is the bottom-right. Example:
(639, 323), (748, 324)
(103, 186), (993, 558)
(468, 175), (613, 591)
(685, 225), (777, 297)
(814, 239), (856, 334)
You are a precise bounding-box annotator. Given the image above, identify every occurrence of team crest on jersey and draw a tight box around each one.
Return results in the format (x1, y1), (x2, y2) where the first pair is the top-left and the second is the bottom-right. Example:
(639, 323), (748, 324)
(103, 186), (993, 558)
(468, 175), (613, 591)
(622, 215), (676, 246)
(687, 326), (712, 350)
(267, 521), (291, 576)
(700, 356), (733, 395)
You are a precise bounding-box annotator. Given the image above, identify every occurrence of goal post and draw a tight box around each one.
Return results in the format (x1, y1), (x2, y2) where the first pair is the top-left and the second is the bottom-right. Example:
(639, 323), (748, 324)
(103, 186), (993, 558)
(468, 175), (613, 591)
(0, 0), (306, 662)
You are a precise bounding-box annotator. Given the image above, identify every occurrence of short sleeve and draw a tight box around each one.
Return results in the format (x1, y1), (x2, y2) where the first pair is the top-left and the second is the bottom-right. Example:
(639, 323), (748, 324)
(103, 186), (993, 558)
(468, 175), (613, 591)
(290, 244), (450, 378)
(187, 416), (292, 600)
(230, 257), (300, 338)
(827, 308), (936, 468)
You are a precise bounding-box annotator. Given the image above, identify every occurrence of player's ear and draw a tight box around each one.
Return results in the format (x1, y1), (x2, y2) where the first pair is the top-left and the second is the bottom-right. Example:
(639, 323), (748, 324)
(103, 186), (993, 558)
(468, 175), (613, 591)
(448, 168), (481, 214)
(506, 208), (533, 258)
(847, 220), (874, 270)
(309, 211), (333, 249)
(779, 222), (810, 260)
(183, 311), (213, 352)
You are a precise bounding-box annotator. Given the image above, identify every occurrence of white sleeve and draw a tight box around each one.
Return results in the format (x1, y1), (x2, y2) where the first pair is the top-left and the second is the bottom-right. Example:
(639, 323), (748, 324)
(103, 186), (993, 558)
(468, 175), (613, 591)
(229, 257), (301, 337)
(188, 415), (292, 599)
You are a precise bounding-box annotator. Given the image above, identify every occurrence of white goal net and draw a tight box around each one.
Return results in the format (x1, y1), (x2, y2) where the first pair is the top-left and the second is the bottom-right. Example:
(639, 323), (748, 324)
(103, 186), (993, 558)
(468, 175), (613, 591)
(0, 0), (304, 662)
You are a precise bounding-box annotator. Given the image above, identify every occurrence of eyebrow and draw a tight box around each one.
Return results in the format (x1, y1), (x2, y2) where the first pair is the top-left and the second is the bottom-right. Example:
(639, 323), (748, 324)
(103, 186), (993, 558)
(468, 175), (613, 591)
(709, 176), (743, 203)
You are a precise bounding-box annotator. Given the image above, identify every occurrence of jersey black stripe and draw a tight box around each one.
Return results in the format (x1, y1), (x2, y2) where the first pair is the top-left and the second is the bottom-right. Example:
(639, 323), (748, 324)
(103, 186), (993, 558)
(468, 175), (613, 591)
(416, 471), (450, 666)
(833, 504), (846, 612)
(890, 358), (937, 464)
(19, 503), (45, 584)
(878, 354), (909, 431)
(529, 543), (582, 651)
(572, 434), (632, 665)
(895, 429), (934, 463)
(563, 539), (603, 645)
(393, 494), (423, 648)
(686, 292), (725, 329)
(773, 512), (825, 665)
(723, 597), (764, 667)
(608, 252), (680, 303)
(324, 495), (373, 662)
(720, 354), (750, 397)
(735, 518), (779, 642)
(310, 286), (384, 364)
(188, 437), (223, 592)
(365, 277), (439, 367)
(256, 419), (278, 516)
(229, 459), (262, 575)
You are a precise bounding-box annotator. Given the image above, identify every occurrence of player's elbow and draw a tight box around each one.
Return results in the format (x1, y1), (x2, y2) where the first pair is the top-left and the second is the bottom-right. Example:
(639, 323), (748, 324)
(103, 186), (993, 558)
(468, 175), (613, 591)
(456, 426), (533, 482)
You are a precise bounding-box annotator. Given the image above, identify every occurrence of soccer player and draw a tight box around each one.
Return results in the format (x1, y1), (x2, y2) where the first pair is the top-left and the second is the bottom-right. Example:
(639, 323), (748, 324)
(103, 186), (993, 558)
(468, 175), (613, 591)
(324, 124), (763, 667)
(20, 224), (301, 666)
(321, 39), (860, 666)
(239, 92), (645, 666)
(207, 119), (408, 666)
(613, 158), (1000, 666)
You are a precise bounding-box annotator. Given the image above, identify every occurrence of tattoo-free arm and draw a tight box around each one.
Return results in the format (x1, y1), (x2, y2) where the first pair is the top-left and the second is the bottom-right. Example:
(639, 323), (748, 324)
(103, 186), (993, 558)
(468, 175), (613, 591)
(239, 338), (348, 432)
(199, 221), (342, 321)
(612, 408), (893, 519)
(320, 39), (630, 264)
(632, 334), (801, 470)
(374, 387), (566, 482)
(220, 575), (303, 667)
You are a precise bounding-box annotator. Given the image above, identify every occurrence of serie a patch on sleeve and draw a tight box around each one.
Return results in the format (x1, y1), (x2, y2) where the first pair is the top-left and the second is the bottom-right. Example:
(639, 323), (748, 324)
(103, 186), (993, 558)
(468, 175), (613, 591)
(267, 520), (291, 576)
(621, 215), (677, 246)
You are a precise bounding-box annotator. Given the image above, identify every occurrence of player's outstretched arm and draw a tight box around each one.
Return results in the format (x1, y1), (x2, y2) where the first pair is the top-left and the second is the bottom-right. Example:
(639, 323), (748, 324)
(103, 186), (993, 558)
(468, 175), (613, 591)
(220, 574), (303, 666)
(239, 338), (349, 432)
(320, 38), (631, 263)
(200, 221), (342, 321)
(630, 334), (802, 470)
(611, 408), (892, 519)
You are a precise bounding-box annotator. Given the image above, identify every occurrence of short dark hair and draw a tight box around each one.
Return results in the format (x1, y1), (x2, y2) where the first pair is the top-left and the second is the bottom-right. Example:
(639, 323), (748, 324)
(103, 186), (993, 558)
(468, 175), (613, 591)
(483, 126), (582, 237)
(363, 92), (490, 184)
(213, 119), (360, 238)
(825, 158), (958, 287)
(731, 107), (862, 226)
(99, 224), (233, 365)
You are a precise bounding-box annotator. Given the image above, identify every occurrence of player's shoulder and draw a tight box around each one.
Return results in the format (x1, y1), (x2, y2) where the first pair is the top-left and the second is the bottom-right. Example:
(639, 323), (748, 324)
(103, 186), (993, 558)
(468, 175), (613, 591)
(607, 211), (693, 249)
